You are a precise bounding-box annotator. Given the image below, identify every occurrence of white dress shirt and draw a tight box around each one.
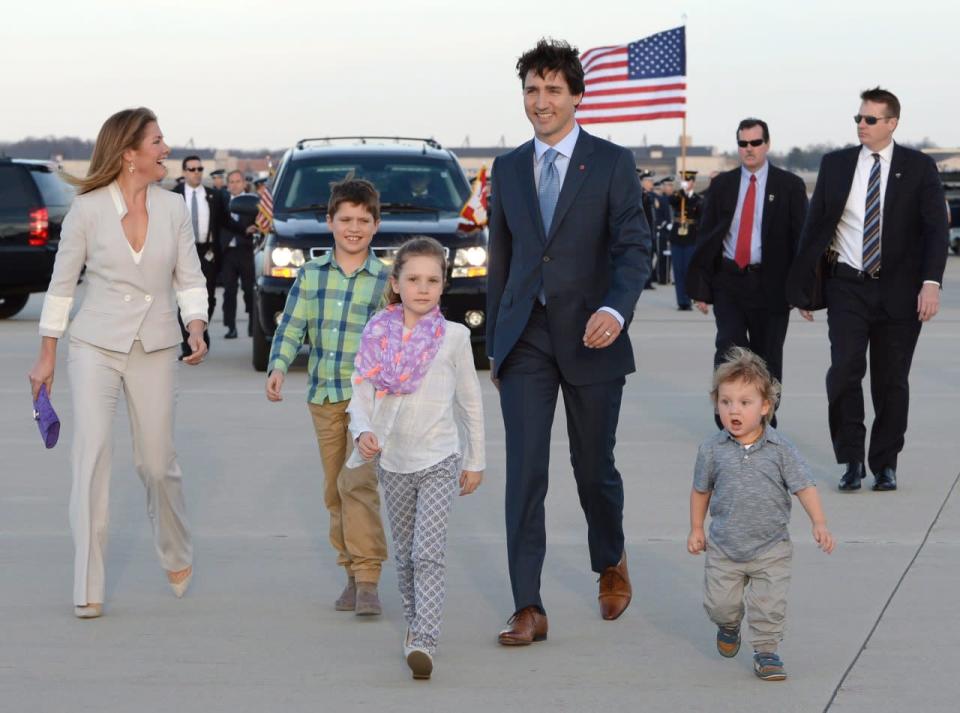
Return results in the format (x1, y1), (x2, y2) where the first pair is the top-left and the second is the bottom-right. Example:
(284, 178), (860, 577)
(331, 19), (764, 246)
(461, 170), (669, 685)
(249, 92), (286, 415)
(532, 123), (625, 328)
(833, 142), (894, 271)
(723, 161), (769, 264)
(346, 322), (485, 473)
(183, 184), (210, 243)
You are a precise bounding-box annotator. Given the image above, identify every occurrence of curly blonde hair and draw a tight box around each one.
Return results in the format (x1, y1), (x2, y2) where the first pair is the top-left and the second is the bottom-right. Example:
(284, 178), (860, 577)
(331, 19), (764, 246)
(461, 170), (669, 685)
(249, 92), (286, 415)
(710, 347), (781, 425)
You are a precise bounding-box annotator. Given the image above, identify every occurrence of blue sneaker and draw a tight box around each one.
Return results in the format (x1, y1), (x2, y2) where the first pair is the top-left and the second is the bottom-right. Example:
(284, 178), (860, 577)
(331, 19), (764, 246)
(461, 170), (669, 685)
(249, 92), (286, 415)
(716, 625), (741, 657)
(753, 651), (787, 681)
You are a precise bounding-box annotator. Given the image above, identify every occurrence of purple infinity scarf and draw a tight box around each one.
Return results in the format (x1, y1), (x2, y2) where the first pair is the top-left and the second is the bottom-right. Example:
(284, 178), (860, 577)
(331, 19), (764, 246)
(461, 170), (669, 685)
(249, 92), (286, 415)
(354, 303), (446, 398)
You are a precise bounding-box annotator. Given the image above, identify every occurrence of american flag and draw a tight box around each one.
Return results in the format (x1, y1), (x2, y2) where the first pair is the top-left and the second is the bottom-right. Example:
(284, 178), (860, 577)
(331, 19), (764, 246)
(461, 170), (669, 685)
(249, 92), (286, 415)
(255, 182), (274, 233)
(578, 26), (686, 125)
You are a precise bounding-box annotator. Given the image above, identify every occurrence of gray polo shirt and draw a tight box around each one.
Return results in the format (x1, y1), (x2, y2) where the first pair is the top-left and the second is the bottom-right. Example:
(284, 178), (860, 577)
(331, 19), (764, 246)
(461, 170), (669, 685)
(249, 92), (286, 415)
(693, 427), (816, 562)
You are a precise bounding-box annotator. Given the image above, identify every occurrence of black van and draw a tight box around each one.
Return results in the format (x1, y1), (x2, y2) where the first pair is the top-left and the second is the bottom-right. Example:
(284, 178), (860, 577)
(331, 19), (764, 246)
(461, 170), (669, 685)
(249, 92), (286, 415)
(0, 159), (74, 318)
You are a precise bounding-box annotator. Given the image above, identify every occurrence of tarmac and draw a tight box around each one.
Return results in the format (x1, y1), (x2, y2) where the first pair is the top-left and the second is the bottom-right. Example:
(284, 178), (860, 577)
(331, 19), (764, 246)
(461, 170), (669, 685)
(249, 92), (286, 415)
(2, 257), (958, 713)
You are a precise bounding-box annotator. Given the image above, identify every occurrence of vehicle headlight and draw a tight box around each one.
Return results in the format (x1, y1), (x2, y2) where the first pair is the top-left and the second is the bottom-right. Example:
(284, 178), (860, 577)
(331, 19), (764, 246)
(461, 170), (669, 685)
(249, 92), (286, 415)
(267, 246), (305, 278)
(452, 246), (487, 278)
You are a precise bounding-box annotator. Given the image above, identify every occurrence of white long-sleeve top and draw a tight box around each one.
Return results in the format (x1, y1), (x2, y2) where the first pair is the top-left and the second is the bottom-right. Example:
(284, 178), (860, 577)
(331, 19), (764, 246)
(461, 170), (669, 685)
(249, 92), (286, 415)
(346, 321), (485, 473)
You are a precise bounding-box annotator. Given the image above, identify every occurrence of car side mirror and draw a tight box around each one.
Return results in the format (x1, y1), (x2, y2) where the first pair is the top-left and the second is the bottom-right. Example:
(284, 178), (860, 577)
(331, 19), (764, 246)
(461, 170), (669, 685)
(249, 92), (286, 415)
(230, 192), (260, 217)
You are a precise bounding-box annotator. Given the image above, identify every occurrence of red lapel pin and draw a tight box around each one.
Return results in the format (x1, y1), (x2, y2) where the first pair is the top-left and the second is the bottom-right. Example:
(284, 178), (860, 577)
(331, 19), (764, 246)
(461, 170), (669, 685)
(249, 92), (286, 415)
(579, 164), (585, 171)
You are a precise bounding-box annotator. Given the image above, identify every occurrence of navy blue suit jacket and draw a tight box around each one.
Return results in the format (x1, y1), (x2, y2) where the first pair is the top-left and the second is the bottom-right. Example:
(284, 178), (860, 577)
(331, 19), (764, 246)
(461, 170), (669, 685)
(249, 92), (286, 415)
(485, 129), (652, 384)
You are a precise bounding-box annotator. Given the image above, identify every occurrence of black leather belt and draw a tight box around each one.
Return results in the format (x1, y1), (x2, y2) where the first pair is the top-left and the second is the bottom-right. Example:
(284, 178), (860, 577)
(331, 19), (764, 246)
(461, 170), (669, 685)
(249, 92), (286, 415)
(831, 261), (880, 281)
(721, 257), (761, 274)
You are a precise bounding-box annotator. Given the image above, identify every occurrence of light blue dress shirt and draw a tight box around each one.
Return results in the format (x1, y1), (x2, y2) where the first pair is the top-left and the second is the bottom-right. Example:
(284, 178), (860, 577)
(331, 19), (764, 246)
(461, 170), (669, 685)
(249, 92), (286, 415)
(722, 161), (769, 265)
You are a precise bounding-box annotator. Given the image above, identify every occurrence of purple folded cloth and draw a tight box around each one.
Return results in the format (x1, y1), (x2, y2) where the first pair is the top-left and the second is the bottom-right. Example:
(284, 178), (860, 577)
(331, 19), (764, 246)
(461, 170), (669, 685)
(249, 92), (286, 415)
(33, 384), (60, 449)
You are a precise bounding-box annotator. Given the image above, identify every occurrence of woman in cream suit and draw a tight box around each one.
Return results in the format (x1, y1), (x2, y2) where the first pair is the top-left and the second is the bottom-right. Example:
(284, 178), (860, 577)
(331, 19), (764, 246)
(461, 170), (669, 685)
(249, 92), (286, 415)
(27, 108), (209, 618)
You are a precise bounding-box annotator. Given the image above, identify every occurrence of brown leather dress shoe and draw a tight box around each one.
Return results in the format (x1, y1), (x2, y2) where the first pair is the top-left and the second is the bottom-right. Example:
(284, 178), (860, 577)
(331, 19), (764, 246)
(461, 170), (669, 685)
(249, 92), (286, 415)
(497, 606), (548, 646)
(598, 552), (632, 620)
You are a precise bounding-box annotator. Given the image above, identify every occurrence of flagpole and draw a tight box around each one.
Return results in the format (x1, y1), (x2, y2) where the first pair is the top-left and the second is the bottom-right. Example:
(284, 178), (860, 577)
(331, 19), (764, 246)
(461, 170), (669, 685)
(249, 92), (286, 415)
(677, 15), (689, 236)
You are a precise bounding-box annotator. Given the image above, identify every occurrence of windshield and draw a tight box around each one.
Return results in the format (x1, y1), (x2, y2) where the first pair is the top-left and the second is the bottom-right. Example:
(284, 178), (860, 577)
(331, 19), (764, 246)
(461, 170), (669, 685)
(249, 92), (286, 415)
(278, 156), (470, 215)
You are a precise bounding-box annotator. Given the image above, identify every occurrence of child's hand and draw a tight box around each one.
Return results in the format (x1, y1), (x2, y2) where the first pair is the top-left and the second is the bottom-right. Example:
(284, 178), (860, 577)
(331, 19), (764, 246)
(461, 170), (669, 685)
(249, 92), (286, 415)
(265, 370), (284, 401)
(687, 527), (707, 554)
(459, 470), (483, 496)
(813, 523), (835, 554)
(357, 432), (381, 461)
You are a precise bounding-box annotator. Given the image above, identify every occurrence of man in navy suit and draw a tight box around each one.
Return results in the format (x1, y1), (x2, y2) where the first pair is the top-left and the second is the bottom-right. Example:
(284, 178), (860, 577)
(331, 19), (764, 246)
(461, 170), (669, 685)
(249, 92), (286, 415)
(786, 87), (947, 493)
(486, 39), (651, 645)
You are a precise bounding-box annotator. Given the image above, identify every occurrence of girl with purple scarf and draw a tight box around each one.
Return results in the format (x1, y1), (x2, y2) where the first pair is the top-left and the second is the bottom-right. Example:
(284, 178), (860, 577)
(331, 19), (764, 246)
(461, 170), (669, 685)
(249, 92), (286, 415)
(347, 237), (485, 680)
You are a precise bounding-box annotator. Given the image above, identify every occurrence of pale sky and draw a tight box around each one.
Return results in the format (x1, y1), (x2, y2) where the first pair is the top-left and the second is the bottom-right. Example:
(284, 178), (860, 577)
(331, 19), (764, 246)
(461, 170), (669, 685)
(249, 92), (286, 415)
(2, 0), (958, 153)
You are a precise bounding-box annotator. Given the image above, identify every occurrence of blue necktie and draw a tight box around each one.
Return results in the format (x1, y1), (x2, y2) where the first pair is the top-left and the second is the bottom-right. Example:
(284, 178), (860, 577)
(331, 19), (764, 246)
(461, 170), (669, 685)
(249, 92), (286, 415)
(538, 148), (561, 235)
(190, 190), (200, 242)
(862, 153), (881, 276)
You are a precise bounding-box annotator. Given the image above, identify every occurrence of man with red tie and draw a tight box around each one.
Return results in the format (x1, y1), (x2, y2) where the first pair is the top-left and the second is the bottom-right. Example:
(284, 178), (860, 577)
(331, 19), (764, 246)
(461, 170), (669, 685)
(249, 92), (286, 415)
(687, 118), (809, 427)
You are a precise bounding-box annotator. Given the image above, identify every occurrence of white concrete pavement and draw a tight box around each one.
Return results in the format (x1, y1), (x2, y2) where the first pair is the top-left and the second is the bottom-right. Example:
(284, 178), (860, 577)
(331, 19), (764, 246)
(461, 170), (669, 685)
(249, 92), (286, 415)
(2, 257), (958, 712)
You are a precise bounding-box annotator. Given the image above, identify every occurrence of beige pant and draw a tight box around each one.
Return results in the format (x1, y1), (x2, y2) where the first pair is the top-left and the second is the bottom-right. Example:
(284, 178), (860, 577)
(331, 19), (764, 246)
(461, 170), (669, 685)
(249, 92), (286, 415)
(308, 400), (386, 584)
(67, 337), (192, 606)
(703, 540), (792, 653)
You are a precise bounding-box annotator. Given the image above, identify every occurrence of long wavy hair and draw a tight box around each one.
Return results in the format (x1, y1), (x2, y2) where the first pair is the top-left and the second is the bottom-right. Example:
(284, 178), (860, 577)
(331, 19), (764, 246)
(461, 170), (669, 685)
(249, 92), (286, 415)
(64, 107), (158, 195)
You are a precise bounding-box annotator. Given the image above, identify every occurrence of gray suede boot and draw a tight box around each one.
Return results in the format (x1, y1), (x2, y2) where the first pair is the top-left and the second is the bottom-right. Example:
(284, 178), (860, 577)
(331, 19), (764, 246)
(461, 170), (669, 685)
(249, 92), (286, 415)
(355, 582), (382, 616)
(335, 576), (356, 611)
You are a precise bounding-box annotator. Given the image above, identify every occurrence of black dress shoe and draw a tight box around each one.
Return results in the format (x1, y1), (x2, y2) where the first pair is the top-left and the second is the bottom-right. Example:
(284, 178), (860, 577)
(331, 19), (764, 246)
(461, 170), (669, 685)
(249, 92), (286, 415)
(225, 327), (238, 339)
(839, 462), (865, 491)
(678, 304), (693, 311)
(873, 467), (897, 492)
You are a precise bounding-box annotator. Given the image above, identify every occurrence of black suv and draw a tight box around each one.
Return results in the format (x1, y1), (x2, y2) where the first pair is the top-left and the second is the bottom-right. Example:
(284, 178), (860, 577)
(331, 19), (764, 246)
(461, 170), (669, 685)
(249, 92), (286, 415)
(251, 137), (489, 370)
(0, 159), (74, 318)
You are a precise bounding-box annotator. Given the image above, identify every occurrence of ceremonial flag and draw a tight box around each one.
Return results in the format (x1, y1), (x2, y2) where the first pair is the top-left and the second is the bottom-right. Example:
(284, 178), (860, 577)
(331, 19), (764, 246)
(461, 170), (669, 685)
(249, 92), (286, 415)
(255, 182), (274, 234)
(459, 165), (490, 228)
(578, 26), (686, 125)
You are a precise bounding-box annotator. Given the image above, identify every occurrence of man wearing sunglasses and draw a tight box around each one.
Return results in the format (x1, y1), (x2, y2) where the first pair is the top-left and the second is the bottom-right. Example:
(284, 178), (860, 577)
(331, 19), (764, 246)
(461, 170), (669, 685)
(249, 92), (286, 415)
(786, 87), (948, 493)
(173, 155), (222, 357)
(687, 118), (809, 427)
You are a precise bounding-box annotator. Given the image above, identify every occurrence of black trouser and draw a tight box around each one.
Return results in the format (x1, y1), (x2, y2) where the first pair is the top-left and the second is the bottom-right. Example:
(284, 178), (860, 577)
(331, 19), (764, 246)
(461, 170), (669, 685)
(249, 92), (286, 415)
(656, 232), (671, 284)
(712, 262), (789, 428)
(221, 246), (254, 330)
(498, 303), (626, 614)
(824, 274), (922, 473)
(179, 244), (217, 353)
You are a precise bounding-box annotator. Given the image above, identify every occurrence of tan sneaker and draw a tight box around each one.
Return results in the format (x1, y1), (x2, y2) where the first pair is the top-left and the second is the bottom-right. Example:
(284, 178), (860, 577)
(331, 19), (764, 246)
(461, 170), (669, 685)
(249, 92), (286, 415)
(355, 582), (382, 616)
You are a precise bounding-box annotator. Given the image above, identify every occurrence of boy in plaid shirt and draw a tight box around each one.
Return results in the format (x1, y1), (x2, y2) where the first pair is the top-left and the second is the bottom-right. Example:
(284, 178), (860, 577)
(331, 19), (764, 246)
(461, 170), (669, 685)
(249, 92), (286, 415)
(266, 178), (390, 615)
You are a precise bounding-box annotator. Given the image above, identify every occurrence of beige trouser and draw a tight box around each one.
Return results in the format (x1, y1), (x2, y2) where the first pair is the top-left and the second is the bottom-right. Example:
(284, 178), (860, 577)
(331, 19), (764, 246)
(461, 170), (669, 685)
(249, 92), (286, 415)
(67, 337), (192, 606)
(308, 400), (386, 584)
(703, 539), (792, 653)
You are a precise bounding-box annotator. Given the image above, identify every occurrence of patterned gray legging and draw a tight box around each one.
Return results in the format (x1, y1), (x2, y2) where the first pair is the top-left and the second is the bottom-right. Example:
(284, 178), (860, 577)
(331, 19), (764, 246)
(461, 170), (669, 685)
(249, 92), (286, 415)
(377, 452), (461, 654)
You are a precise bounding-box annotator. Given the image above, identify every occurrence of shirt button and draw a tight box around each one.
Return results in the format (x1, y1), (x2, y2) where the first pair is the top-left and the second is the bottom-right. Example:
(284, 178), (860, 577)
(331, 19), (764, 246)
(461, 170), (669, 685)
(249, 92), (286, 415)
(332, 327), (337, 332)
(542, 256), (551, 262)
(144, 295), (152, 302)
(123, 294), (132, 302)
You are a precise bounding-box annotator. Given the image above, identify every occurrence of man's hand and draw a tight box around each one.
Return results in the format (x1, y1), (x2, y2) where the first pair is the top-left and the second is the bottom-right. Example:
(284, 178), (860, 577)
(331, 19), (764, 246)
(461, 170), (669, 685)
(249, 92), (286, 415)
(489, 360), (500, 391)
(266, 370), (284, 401)
(357, 431), (381, 461)
(245, 225), (258, 235)
(687, 527), (707, 555)
(583, 310), (622, 349)
(694, 301), (709, 315)
(459, 470), (483, 496)
(799, 309), (815, 322)
(181, 320), (207, 365)
(917, 283), (940, 322)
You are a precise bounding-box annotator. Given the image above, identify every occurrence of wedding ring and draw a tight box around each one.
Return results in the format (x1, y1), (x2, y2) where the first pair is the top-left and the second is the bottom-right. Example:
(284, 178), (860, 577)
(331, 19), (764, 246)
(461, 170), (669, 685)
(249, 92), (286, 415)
(604, 330), (612, 336)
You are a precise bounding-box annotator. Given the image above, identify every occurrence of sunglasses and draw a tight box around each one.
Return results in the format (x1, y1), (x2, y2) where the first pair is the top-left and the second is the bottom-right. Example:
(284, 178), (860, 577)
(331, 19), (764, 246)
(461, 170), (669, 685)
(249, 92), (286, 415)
(854, 114), (888, 126)
(185, 166), (204, 173)
(737, 139), (765, 148)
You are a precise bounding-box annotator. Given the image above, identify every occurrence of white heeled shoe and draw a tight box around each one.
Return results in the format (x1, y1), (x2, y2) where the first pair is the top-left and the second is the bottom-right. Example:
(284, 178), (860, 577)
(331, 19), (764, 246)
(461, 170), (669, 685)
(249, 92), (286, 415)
(167, 566), (192, 598)
(74, 603), (103, 619)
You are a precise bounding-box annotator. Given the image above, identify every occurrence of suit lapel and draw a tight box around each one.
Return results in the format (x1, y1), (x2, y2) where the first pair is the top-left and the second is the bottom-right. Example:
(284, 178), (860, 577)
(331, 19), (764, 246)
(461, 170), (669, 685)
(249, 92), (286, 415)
(883, 143), (905, 218)
(760, 165), (780, 244)
(513, 141), (546, 242)
(545, 131), (595, 246)
(835, 147), (860, 214)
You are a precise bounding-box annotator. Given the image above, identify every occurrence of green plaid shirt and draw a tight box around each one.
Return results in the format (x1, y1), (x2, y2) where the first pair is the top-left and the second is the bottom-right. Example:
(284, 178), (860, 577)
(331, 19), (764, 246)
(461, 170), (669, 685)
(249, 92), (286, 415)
(268, 252), (389, 404)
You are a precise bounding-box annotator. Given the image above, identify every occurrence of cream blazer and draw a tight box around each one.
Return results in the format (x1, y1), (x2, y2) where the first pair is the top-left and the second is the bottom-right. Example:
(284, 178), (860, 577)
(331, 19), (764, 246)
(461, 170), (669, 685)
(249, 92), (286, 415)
(39, 181), (208, 352)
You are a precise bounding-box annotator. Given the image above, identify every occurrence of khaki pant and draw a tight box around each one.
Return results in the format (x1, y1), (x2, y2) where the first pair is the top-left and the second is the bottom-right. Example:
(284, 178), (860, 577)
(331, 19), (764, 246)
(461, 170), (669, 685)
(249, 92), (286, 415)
(703, 540), (792, 653)
(68, 338), (192, 606)
(308, 400), (386, 584)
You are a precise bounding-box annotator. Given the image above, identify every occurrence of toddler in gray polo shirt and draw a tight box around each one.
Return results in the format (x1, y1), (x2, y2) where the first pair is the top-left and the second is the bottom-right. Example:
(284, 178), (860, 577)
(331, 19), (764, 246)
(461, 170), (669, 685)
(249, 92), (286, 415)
(688, 347), (835, 681)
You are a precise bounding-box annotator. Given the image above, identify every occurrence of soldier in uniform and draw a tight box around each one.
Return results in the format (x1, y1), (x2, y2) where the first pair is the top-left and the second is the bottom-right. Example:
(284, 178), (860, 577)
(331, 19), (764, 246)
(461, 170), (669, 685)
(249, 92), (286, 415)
(638, 169), (658, 290)
(210, 168), (227, 196)
(654, 177), (675, 284)
(670, 170), (703, 311)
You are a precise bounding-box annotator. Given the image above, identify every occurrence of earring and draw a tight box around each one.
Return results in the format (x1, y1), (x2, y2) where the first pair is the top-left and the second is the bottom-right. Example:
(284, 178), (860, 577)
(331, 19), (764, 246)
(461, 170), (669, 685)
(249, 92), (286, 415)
(128, 162), (135, 174)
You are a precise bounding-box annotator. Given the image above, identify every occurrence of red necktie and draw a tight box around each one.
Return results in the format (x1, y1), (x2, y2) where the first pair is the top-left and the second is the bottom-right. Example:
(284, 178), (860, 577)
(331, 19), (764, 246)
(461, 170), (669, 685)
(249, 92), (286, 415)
(734, 175), (757, 269)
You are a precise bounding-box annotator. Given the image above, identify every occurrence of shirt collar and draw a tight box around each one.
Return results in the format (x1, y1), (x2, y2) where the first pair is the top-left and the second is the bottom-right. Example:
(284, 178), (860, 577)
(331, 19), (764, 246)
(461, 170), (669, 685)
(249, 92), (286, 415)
(723, 425), (780, 447)
(741, 160), (769, 182)
(534, 122), (580, 162)
(108, 180), (152, 219)
(186, 183), (205, 196)
(324, 250), (385, 277)
(860, 140), (895, 164)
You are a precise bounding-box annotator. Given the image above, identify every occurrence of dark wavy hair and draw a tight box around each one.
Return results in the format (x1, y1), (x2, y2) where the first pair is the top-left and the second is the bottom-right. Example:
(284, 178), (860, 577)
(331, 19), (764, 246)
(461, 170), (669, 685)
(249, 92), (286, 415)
(516, 38), (585, 96)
